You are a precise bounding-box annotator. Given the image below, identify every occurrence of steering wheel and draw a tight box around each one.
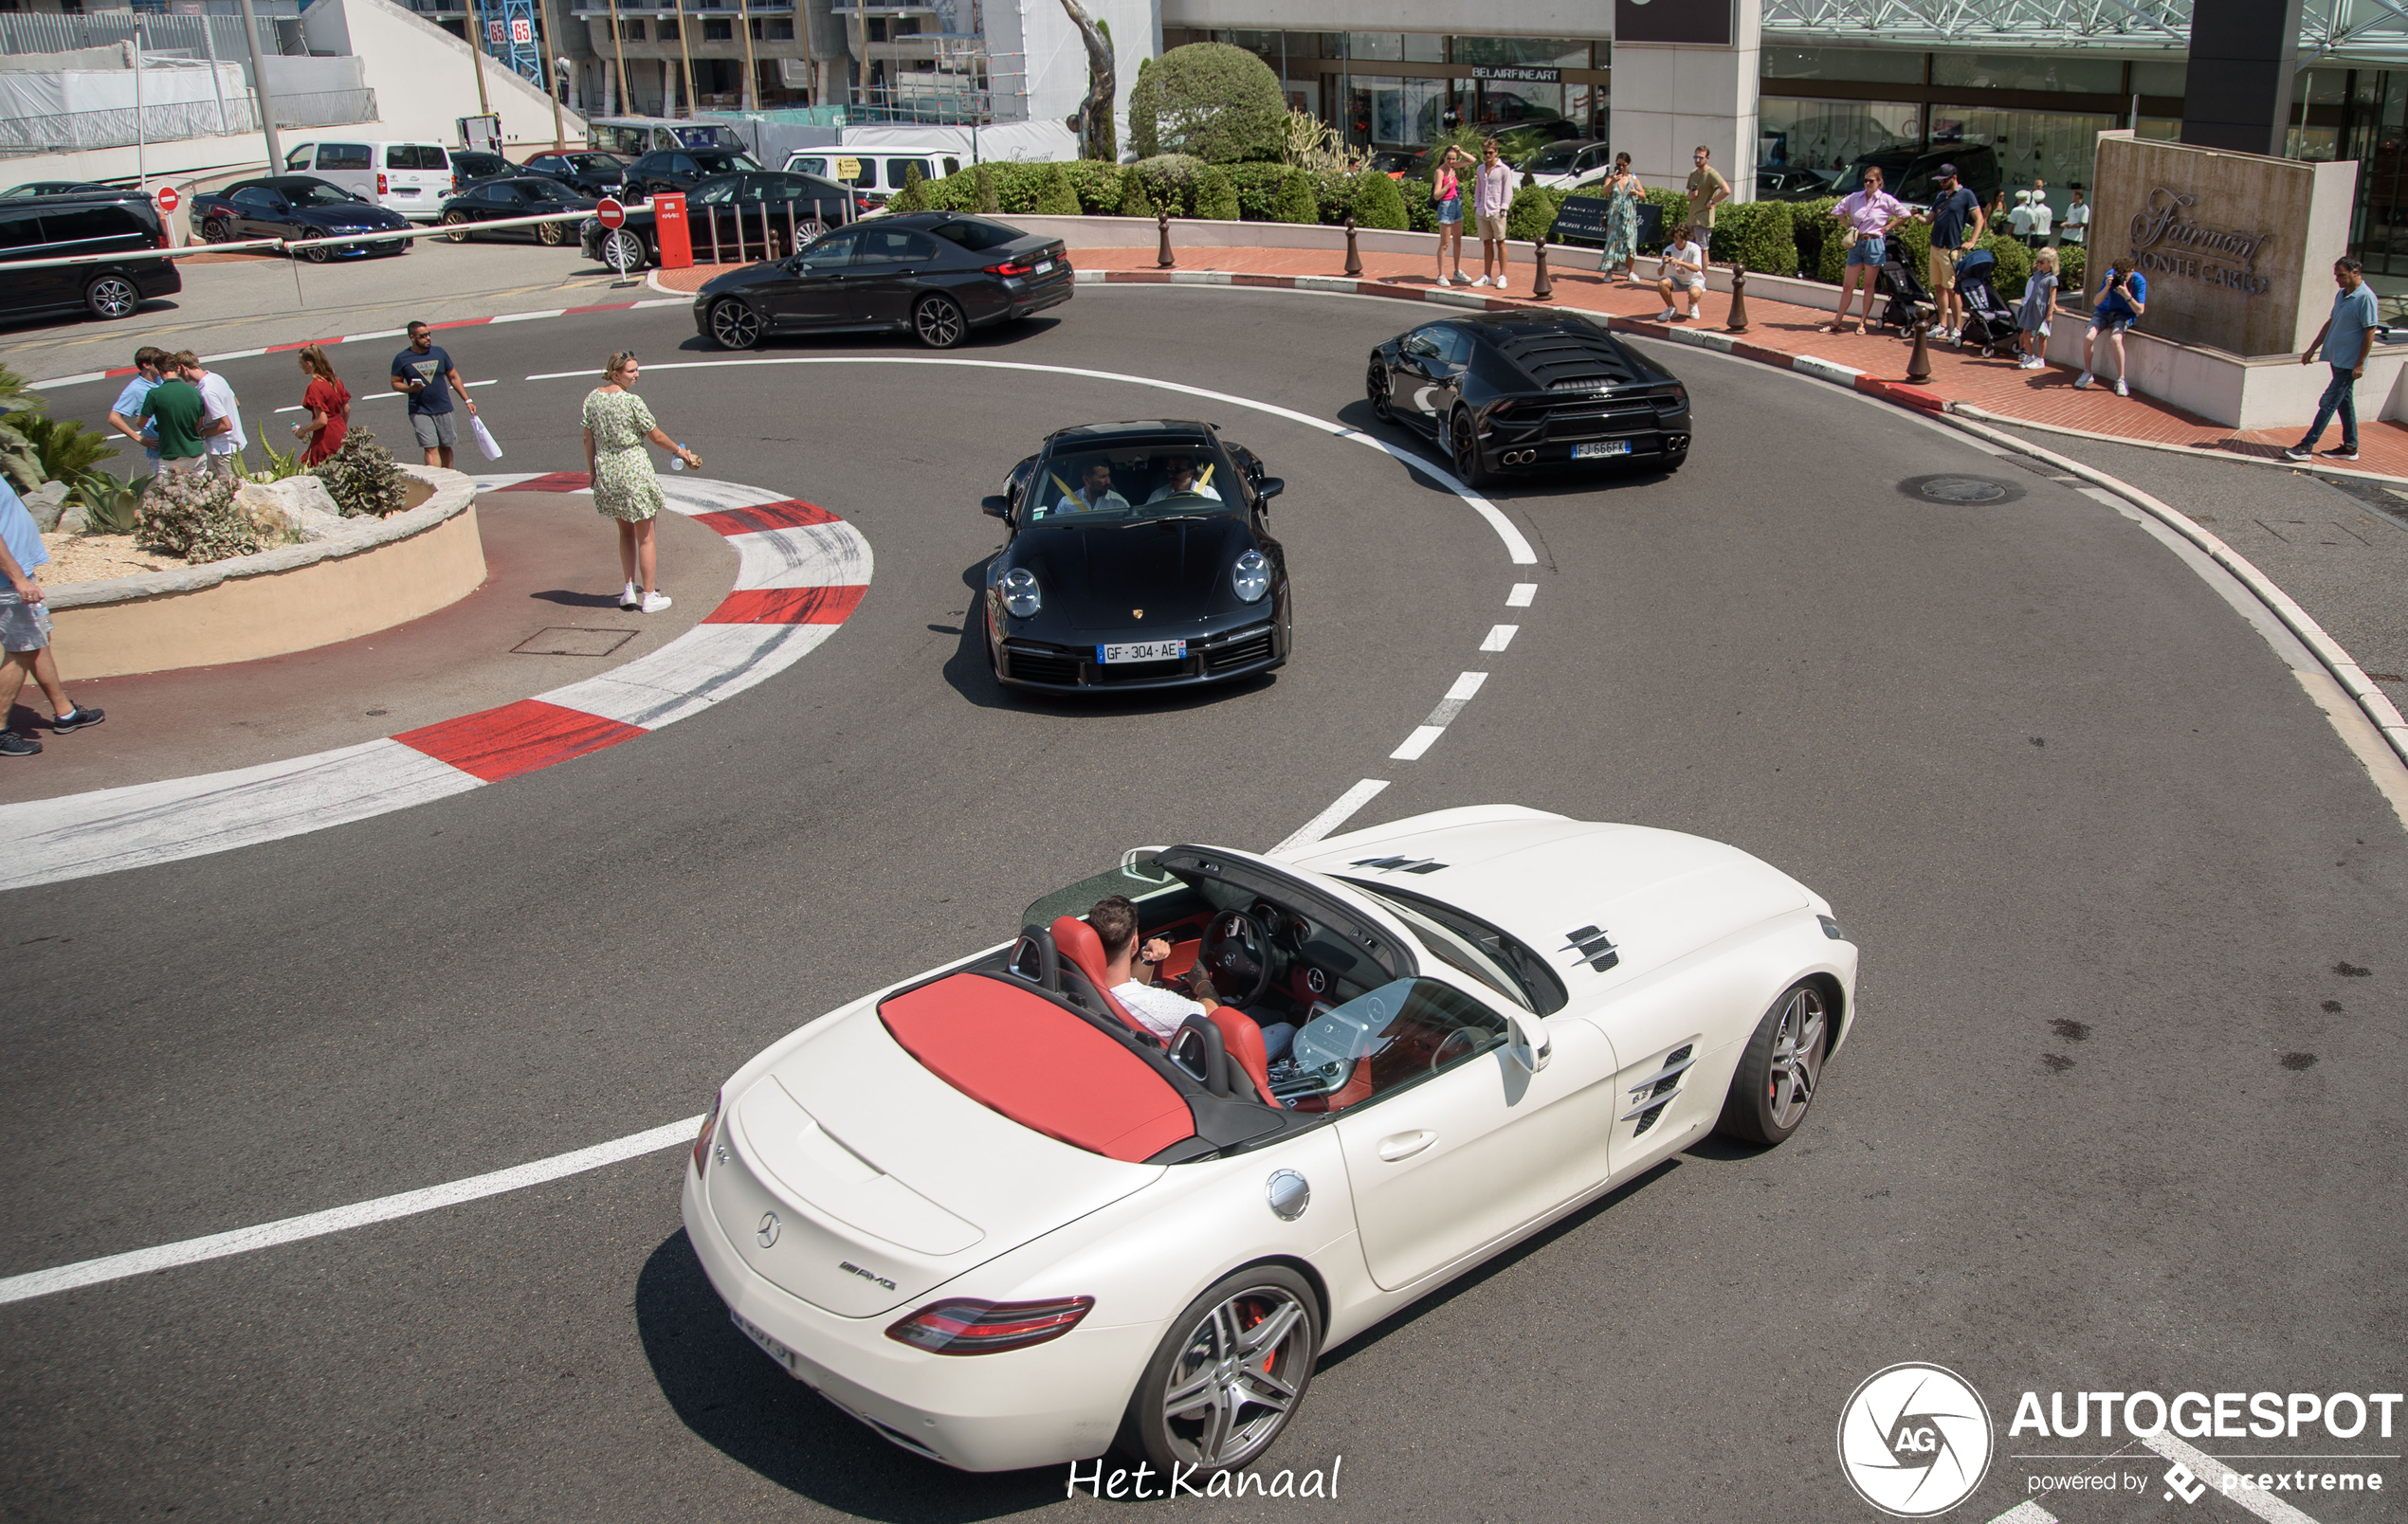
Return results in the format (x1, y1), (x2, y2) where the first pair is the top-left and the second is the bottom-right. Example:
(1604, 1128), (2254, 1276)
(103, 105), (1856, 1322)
(1430, 1027), (1480, 1073)
(1198, 909), (1275, 1007)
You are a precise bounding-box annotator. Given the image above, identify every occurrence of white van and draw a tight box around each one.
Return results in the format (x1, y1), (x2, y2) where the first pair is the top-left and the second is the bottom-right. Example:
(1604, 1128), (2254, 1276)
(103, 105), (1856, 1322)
(283, 140), (457, 222)
(780, 147), (961, 206)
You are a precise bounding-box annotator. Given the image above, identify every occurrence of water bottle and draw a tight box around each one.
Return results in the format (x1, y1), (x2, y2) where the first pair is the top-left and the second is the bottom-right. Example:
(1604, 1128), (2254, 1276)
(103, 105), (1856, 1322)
(668, 442), (691, 471)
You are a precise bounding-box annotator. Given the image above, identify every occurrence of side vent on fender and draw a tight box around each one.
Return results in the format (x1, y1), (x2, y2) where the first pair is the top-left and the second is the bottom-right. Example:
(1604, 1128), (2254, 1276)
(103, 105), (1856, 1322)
(1560, 925), (1619, 972)
(1624, 1043), (1696, 1137)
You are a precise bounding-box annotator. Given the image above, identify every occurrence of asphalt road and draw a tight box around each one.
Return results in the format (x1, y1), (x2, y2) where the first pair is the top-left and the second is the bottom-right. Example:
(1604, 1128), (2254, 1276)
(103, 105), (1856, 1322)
(5, 285), (2403, 1523)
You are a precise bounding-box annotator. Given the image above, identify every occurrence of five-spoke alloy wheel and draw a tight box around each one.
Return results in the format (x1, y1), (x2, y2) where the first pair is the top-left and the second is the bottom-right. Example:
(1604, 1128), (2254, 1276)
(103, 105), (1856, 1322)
(709, 298), (763, 351)
(441, 210), (472, 245)
(1718, 980), (1830, 1145)
(1122, 1264), (1319, 1475)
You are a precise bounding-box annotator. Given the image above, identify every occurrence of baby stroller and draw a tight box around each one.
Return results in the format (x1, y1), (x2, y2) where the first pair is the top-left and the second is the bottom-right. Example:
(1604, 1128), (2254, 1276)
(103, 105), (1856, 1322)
(1951, 247), (2019, 358)
(1877, 249), (1931, 334)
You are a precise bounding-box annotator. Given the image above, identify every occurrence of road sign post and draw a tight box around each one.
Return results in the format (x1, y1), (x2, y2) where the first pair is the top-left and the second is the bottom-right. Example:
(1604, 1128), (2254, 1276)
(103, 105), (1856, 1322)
(597, 195), (634, 281)
(155, 184), (180, 216)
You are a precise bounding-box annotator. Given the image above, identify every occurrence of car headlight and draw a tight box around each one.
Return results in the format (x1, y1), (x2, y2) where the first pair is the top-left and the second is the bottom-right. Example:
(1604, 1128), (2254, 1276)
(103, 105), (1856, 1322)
(1232, 549), (1270, 603)
(1000, 567), (1041, 618)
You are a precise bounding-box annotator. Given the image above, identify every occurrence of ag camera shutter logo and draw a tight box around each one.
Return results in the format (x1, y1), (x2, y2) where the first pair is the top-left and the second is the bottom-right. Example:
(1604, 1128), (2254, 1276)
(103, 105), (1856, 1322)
(1838, 1363), (1995, 1516)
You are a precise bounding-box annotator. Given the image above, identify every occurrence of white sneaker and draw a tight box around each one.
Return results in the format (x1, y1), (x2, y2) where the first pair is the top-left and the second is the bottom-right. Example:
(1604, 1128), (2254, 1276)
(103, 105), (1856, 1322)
(2073, 372), (2094, 390)
(1451, 271), (1472, 285)
(2114, 378), (2129, 397)
(1470, 275), (1491, 287)
(641, 590), (672, 613)
(1656, 308), (1679, 320)
(1496, 275), (1508, 290)
(619, 581), (639, 610)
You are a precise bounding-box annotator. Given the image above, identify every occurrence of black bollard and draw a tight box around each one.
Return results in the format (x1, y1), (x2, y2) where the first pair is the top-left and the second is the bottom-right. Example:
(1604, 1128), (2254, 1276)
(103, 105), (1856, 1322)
(1725, 264), (1750, 333)
(1344, 216), (1362, 277)
(1906, 316), (1934, 383)
(1531, 236), (1553, 299)
(1157, 209), (1175, 269)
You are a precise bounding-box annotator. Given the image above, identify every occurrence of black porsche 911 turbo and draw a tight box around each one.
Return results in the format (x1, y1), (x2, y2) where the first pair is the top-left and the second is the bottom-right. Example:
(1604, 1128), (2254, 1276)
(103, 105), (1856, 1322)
(980, 421), (1290, 693)
(1366, 310), (1691, 483)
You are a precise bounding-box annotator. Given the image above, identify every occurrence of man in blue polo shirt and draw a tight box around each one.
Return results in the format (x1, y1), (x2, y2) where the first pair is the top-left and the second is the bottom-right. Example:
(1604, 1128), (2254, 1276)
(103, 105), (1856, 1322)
(2287, 257), (2382, 463)
(0, 476), (103, 757)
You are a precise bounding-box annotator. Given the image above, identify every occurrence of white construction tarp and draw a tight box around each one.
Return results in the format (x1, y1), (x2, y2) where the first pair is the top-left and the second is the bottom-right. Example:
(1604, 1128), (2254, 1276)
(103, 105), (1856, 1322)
(841, 119), (1078, 163)
(0, 57), (249, 150)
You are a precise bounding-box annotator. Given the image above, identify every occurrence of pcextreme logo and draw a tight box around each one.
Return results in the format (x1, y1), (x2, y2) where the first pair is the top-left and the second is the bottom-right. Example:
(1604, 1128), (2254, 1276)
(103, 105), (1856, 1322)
(1838, 1363), (1997, 1517)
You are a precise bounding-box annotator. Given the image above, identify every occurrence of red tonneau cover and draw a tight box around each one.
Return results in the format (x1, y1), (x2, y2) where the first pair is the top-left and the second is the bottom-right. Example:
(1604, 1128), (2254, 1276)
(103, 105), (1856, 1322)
(879, 973), (1195, 1164)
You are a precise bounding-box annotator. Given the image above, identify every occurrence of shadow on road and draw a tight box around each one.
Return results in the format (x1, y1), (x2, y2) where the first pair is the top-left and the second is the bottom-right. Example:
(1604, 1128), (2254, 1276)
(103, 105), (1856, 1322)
(636, 1228), (1065, 1520)
(668, 315), (1069, 359)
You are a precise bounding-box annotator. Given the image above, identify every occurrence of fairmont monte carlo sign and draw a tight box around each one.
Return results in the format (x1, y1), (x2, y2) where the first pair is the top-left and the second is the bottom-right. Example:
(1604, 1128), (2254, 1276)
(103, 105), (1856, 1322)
(2128, 188), (2275, 296)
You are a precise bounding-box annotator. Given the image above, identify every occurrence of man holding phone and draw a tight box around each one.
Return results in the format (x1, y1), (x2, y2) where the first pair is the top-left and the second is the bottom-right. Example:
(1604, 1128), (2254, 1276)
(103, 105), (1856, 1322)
(391, 320), (480, 469)
(2075, 258), (2148, 396)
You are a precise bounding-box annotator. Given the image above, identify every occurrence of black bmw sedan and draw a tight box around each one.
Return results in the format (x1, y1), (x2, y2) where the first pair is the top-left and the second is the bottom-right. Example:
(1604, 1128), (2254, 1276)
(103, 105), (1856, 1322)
(1366, 310), (1690, 483)
(980, 421), (1290, 694)
(188, 176), (411, 261)
(691, 211), (1071, 350)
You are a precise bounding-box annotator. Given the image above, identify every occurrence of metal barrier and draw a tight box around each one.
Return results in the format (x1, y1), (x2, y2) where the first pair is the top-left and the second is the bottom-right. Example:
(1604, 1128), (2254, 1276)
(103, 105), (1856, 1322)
(3, 205), (650, 272)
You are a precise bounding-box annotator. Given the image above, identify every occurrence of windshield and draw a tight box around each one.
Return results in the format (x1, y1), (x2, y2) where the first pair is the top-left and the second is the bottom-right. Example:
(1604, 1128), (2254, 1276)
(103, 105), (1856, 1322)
(1025, 442), (1245, 525)
(1527, 143), (1582, 173)
(693, 151), (759, 172)
(675, 125), (742, 149)
(1341, 880), (1567, 1015)
(292, 182), (365, 207)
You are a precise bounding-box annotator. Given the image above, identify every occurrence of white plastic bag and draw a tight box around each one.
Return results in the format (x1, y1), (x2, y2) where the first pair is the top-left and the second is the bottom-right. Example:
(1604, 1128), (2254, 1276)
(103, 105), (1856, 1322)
(470, 413), (503, 461)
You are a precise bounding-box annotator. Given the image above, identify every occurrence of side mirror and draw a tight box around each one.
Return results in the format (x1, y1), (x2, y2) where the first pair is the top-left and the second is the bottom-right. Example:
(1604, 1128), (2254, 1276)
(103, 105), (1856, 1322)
(1505, 1012), (1552, 1073)
(1255, 477), (1285, 502)
(980, 494), (1012, 520)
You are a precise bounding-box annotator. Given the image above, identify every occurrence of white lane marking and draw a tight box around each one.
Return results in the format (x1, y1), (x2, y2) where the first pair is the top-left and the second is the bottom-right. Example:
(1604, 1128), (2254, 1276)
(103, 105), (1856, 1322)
(0, 1116), (702, 1307)
(520, 356), (1541, 567)
(487, 309), (565, 323)
(1390, 726), (1447, 761)
(1268, 778), (1391, 856)
(1480, 624), (1518, 651)
(2142, 1435), (2326, 1524)
(1987, 1504), (2060, 1524)
(1507, 583), (1537, 607)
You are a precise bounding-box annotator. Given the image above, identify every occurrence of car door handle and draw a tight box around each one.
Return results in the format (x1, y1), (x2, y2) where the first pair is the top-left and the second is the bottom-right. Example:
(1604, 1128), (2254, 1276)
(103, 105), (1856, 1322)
(1377, 1130), (1436, 1162)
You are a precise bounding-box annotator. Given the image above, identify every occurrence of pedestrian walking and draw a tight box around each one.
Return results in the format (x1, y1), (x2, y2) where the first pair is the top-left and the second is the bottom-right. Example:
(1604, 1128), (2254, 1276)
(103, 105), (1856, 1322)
(2016, 246), (2060, 370)
(1917, 163), (1986, 344)
(1431, 145), (1470, 286)
(1684, 144), (1729, 259)
(1469, 139), (1515, 289)
(1596, 153), (1642, 282)
(1828, 165), (1908, 334)
(137, 356), (220, 475)
(2075, 257), (2147, 396)
(2060, 187), (2089, 247)
(105, 346), (168, 480)
(2286, 257), (2381, 463)
(392, 320), (479, 469)
(289, 344), (352, 465)
(182, 353), (246, 480)
(0, 476), (102, 757)
(583, 352), (697, 614)
(1652, 223), (1708, 322)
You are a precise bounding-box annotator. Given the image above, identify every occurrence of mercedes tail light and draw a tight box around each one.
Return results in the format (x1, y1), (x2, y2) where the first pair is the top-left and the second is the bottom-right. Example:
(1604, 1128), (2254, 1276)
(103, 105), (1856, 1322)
(886, 1297), (1095, 1355)
(691, 1090), (722, 1174)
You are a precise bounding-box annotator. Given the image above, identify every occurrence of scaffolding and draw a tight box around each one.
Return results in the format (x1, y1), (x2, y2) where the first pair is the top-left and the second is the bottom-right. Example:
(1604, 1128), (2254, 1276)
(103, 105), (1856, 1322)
(1760, 0), (2408, 67)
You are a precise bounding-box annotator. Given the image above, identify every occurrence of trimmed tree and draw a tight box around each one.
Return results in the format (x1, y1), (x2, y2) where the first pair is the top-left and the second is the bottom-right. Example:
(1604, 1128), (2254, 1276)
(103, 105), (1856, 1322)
(1128, 43), (1286, 164)
(1269, 167), (1318, 225)
(1352, 169), (1408, 230)
(1195, 165), (1239, 221)
(1033, 162), (1082, 216)
(1116, 165), (1155, 217)
(887, 162), (931, 213)
(974, 162), (999, 214)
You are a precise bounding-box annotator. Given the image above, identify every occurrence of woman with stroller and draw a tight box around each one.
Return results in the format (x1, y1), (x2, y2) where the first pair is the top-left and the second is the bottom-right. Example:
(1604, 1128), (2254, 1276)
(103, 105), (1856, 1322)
(1827, 165), (1909, 335)
(1596, 153), (1642, 283)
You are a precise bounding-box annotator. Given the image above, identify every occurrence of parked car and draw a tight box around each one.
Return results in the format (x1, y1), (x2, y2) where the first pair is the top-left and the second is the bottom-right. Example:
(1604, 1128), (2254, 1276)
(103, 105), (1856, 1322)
(519, 149), (631, 199)
(1753, 166), (1834, 202)
(587, 116), (748, 157)
(620, 147), (763, 199)
(579, 171), (851, 269)
(1523, 138), (1615, 190)
(779, 147), (963, 207)
(189, 175), (412, 261)
(1828, 144), (2000, 209)
(687, 210), (1071, 350)
(446, 149), (514, 189)
(437, 176), (596, 245)
(2, 181), (114, 198)
(0, 190), (179, 324)
(280, 139), (457, 221)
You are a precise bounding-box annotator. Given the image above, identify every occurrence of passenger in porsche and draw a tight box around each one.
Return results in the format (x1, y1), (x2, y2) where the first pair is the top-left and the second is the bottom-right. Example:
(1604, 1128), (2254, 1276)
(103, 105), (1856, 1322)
(1142, 452), (1220, 503)
(1089, 896), (1297, 1061)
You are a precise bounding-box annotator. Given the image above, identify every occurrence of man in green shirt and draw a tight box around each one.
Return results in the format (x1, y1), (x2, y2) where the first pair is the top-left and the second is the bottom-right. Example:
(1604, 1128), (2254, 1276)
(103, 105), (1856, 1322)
(137, 368), (219, 472)
(1686, 145), (1730, 246)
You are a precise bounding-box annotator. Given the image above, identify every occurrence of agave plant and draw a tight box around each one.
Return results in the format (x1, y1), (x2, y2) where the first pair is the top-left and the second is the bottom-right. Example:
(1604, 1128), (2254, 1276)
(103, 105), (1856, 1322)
(0, 364), (48, 495)
(76, 473), (150, 535)
(242, 440), (308, 483)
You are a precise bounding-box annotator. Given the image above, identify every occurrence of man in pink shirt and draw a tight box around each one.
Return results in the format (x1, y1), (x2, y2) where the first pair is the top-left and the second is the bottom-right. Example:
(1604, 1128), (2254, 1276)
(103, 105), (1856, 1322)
(1469, 138), (1516, 290)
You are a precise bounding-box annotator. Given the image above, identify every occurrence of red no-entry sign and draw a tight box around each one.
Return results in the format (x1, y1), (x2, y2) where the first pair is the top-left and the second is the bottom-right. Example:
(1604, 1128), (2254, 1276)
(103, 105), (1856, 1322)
(155, 184), (179, 215)
(596, 196), (626, 229)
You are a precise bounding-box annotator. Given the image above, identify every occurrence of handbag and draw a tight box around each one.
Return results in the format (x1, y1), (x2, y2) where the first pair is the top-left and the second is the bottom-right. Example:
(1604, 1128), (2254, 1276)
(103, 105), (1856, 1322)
(469, 413), (503, 462)
(1843, 227), (1861, 249)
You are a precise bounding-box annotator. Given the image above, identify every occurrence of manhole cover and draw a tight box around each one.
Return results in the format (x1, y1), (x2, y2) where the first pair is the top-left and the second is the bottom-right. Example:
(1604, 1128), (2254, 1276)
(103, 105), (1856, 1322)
(1899, 473), (2026, 505)
(514, 626), (637, 657)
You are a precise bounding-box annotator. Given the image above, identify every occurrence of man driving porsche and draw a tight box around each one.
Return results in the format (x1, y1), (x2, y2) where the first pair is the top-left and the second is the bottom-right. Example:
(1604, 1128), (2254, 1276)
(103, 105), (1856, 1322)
(1053, 460), (1131, 515)
(1091, 896), (1297, 1061)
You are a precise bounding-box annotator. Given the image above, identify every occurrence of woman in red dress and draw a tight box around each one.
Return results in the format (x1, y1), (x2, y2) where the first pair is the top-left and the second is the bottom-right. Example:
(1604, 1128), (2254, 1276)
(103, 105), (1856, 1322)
(291, 344), (351, 464)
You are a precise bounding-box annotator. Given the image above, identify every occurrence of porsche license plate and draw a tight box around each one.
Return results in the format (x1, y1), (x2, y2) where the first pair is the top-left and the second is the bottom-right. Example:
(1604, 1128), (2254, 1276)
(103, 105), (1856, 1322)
(1099, 640), (1186, 663)
(1033, 258), (1054, 274)
(733, 1311), (809, 1380)
(1573, 439), (1634, 459)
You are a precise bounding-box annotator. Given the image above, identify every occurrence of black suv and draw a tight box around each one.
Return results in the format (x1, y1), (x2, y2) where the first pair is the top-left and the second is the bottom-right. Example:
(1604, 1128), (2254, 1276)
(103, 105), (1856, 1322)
(0, 190), (180, 325)
(1830, 144), (2001, 208)
(621, 148), (762, 198)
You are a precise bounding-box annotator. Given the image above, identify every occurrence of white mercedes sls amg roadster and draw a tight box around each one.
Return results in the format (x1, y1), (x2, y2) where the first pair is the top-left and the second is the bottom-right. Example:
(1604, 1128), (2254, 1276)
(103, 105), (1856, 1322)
(681, 805), (1859, 1475)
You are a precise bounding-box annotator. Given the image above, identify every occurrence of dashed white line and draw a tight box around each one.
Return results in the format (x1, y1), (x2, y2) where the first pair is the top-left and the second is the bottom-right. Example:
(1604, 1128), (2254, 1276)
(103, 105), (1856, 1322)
(1389, 671), (1489, 760)
(1480, 624), (1518, 652)
(1987, 1504), (2060, 1524)
(0, 1116), (702, 1307)
(1268, 778), (1391, 855)
(1507, 583), (1537, 608)
(1390, 725), (1447, 762)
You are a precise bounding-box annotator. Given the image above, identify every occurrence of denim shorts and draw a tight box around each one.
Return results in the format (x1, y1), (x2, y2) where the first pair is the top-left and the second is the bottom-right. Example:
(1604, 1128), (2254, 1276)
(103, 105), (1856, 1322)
(1435, 196), (1462, 226)
(1845, 236), (1885, 268)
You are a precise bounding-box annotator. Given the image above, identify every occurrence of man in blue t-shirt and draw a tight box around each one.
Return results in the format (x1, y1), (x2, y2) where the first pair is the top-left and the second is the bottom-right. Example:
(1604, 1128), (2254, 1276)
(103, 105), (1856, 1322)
(1918, 163), (1985, 343)
(105, 345), (169, 475)
(390, 319), (480, 470)
(2288, 256), (2383, 463)
(0, 477), (103, 757)
(2076, 258), (2148, 397)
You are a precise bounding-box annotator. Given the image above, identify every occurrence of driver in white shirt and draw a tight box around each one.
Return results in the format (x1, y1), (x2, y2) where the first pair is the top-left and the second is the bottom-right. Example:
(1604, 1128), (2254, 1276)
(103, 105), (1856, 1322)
(1053, 460), (1131, 515)
(1143, 452), (1221, 504)
(1090, 896), (1296, 1061)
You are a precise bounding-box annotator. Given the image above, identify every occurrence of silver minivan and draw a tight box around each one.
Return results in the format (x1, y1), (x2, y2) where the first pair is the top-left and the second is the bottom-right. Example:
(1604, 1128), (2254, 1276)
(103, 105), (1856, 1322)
(283, 140), (457, 222)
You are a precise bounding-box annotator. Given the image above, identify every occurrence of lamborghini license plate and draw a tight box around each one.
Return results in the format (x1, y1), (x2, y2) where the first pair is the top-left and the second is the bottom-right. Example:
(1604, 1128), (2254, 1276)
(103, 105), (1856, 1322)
(1099, 641), (1186, 663)
(1573, 439), (1635, 459)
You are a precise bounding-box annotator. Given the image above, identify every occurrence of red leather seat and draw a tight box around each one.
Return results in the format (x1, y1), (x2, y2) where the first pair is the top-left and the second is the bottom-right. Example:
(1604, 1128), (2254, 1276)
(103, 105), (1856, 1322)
(1050, 916), (1158, 1045)
(1209, 1007), (1282, 1109)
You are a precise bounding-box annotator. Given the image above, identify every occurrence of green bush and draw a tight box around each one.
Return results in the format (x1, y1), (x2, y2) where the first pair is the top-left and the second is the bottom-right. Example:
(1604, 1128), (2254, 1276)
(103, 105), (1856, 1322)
(1791, 196), (1838, 281)
(974, 162), (998, 214)
(1706, 200), (1798, 276)
(887, 161), (931, 213)
(1116, 164), (1154, 217)
(1399, 177), (1438, 234)
(1060, 159), (1126, 213)
(1308, 170), (1356, 226)
(2057, 244), (2087, 299)
(1134, 154), (1208, 216)
(1973, 231), (2034, 301)
(1353, 170), (1409, 230)
(1127, 43), (1286, 164)
(136, 467), (265, 561)
(0, 363), (46, 496)
(1195, 165), (1239, 221)
(1640, 187), (1687, 251)
(312, 429), (409, 519)
(1505, 185), (1564, 243)
(1033, 162), (1081, 216)
(1269, 167), (1318, 225)
(1225, 162), (1289, 221)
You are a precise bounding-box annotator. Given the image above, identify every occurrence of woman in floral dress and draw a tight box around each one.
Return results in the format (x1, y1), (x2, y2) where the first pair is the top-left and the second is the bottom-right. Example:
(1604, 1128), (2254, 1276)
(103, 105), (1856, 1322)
(582, 351), (698, 612)
(1597, 154), (1641, 282)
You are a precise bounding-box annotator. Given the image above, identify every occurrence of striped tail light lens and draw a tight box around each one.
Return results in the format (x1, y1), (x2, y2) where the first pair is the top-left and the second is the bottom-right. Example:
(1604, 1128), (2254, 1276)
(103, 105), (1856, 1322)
(886, 1297), (1096, 1355)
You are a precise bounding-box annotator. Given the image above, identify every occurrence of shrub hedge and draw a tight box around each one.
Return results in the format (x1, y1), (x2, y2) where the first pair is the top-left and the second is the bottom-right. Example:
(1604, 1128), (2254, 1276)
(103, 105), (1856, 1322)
(1195, 165), (1239, 221)
(1270, 167), (1318, 224)
(1126, 44), (1286, 164)
(1033, 163), (1081, 216)
(1352, 169), (1408, 230)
